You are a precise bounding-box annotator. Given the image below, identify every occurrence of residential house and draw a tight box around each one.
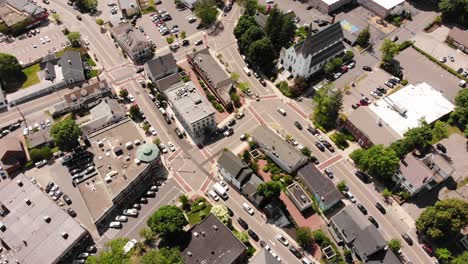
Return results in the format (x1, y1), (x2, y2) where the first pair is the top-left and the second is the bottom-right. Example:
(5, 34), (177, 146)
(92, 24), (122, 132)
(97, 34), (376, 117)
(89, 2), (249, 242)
(112, 23), (153, 63)
(393, 153), (455, 196)
(80, 99), (126, 136)
(183, 0), (197, 9)
(251, 125), (308, 174)
(217, 150), (253, 190)
(144, 53), (178, 82)
(187, 48), (233, 110)
(59, 51), (86, 84)
(357, 0), (406, 18)
(182, 214), (248, 264)
(250, 248), (280, 264)
(0, 137), (27, 174)
(154, 73), (181, 93)
(0, 0), (48, 33)
(118, 0), (140, 17)
(309, 0), (352, 14)
(0, 83), (6, 111)
(264, 200), (290, 228)
(297, 163), (342, 211)
(446, 27), (468, 54)
(241, 173), (265, 207)
(279, 22), (345, 79)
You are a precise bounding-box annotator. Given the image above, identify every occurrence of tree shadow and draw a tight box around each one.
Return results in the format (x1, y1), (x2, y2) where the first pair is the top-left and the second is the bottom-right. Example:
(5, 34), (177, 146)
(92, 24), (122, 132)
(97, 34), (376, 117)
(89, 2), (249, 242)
(3, 73), (27, 93)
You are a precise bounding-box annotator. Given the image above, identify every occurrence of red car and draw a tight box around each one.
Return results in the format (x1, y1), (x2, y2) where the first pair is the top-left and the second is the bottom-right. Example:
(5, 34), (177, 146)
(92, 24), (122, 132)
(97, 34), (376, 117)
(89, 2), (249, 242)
(421, 243), (434, 256)
(341, 65), (349, 73)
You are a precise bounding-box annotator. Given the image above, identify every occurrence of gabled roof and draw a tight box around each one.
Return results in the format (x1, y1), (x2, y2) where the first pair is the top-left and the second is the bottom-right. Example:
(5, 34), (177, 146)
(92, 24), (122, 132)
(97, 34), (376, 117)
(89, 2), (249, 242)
(112, 23), (150, 53)
(59, 51), (84, 79)
(448, 27), (468, 48)
(331, 206), (369, 244)
(353, 225), (387, 261)
(217, 151), (252, 180)
(295, 22), (344, 58)
(155, 73), (181, 92)
(250, 248), (280, 264)
(145, 53), (177, 79)
(297, 163), (342, 207)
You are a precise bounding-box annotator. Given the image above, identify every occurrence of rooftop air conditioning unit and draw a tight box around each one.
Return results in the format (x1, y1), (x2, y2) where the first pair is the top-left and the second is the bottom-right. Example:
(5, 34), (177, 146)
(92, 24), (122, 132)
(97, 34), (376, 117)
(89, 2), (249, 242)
(61, 232), (68, 239)
(43, 216), (51, 223)
(212, 225), (218, 230)
(16, 180), (23, 187)
(24, 198), (31, 205)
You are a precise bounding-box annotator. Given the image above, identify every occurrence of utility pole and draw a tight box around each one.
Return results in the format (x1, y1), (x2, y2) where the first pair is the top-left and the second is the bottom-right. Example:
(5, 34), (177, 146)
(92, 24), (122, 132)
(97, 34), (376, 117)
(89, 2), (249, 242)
(16, 105), (27, 128)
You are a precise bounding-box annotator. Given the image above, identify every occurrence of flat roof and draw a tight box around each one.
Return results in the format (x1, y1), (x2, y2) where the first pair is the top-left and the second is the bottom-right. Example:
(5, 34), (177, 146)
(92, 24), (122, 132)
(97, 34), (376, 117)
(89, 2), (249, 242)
(0, 175), (86, 264)
(286, 182), (312, 211)
(322, 0), (342, 5)
(79, 119), (146, 221)
(371, 0), (405, 10)
(369, 82), (454, 137)
(164, 81), (215, 124)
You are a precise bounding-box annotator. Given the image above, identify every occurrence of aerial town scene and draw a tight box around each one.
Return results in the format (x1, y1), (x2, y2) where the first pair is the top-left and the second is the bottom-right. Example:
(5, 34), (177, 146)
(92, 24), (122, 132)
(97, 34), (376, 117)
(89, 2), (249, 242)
(0, 0), (467, 263)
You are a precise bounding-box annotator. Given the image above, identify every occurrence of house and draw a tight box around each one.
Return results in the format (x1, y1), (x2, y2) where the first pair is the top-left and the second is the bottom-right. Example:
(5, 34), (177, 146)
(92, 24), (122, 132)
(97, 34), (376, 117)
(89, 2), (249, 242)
(118, 0), (140, 17)
(357, 0), (406, 18)
(251, 125), (308, 174)
(59, 51), (86, 84)
(241, 173), (265, 207)
(308, 0), (352, 14)
(0, 137), (27, 174)
(155, 73), (181, 93)
(446, 27), (468, 54)
(393, 153), (455, 196)
(297, 163), (342, 211)
(250, 248), (280, 264)
(286, 182), (313, 212)
(0, 176), (89, 264)
(80, 99), (126, 136)
(0, 0), (48, 33)
(187, 48), (233, 110)
(144, 53), (178, 82)
(217, 151), (253, 190)
(264, 200), (291, 228)
(182, 214), (248, 264)
(279, 22), (345, 79)
(164, 81), (216, 139)
(112, 23), (153, 63)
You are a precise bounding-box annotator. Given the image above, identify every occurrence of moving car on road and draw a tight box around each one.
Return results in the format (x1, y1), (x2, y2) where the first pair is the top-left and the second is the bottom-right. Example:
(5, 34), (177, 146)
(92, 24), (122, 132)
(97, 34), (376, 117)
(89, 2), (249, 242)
(237, 218), (249, 230)
(275, 234), (289, 246)
(242, 202), (254, 215)
(375, 202), (386, 214)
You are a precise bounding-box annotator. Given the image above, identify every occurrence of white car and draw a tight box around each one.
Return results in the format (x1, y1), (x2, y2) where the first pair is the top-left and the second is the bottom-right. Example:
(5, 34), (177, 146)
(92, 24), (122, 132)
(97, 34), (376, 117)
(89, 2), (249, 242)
(128, 94), (135, 102)
(85, 39), (89, 45)
(45, 36), (50, 42)
(188, 16), (197, 23)
(168, 141), (176, 152)
(291, 139), (298, 146)
(159, 144), (168, 153)
(315, 133), (323, 141)
(123, 208), (139, 216)
(45, 119), (51, 126)
(32, 43), (37, 48)
(149, 127), (157, 136)
(218, 180), (229, 191)
(344, 191), (356, 203)
(275, 234), (289, 246)
(115, 215), (128, 222)
(171, 28), (179, 33)
(23, 128), (29, 135)
(266, 0), (274, 3)
(35, 159), (47, 168)
(40, 37), (45, 44)
(370, 91), (380, 99)
(242, 202), (254, 215)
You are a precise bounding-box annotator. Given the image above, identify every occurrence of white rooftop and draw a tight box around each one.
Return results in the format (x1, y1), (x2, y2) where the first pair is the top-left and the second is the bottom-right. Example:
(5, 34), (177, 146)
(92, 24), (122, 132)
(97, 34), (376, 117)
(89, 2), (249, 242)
(371, 0), (405, 10)
(322, 0), (342, 5)
(369, 82), (454, 137)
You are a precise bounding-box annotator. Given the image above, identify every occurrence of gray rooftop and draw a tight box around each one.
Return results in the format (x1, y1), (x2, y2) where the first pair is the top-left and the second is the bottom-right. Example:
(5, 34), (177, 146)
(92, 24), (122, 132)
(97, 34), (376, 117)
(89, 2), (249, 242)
(252, 125), (307, 170)
(294, 22), (345, 61)
(297, 163), (342, 207)
(164, 81), (215, 124)
(250, 248), (280, 264)
(145, 53), (177, 79)
(241, 173), (265, 206)
(347, 107), (402, 146)
(6, 0), (45, 16)
(331, 206), (369, 244)
(182, 214), (247, 264)
(286, 182), (313, 211)
(80, 99), (126, 136)
(155, 73), (181, 92)
(0, 175), (86, 264)
(112, 23), (150, 53)
(59, 51), (84, 80)
(353, 225), (387, 261)
(218, 151), (252, 181)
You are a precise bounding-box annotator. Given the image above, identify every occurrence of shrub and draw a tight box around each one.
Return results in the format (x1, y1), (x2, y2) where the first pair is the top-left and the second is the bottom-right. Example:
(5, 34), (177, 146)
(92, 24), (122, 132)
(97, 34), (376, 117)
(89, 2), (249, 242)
(167, 37), (174, 44)
(312, 230), (331, 247)
(330, 132), (349, 150)
(399, 40), (412, 51)
(401, 79), (408, 85)
(276, 81), (293, 98)
(181, 76), (190, 82)
(96, 18), (104, 25)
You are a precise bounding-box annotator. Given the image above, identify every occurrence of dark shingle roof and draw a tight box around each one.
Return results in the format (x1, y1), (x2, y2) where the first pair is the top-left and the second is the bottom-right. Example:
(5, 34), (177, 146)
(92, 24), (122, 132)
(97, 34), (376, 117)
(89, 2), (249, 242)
(145, 53), (177, 80)
(155, 73), (181, 92)
(295, 22), (345, 58)
(59, 51), (84, 79)
(297, 163), (342, 207)
(331, 206), (369, 244)
(250, 248), (280, 264)
(353, 225), (387, 261)
(217, 151), (252, 180)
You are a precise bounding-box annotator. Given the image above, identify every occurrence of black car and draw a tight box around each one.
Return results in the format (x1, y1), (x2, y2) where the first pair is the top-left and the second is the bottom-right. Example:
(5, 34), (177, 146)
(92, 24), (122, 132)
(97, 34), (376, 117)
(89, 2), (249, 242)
(375, 202), (386, 214)
(227, 206), (234, 217)
(289, 246), (303, 259)
(436, 143), (447, 153)
(310, 155), (319, 165)
(362, 66), (372, 71)
(86, 245), (97, 253)
(376, 86), (387, 94)
(67, 208), (77, 217)
(76, 15), (82, 21)
(45, 181), (54, 193)
(248, 229), (259, 241)
(259, 79), (266, 86)
(357, 203), (367, 215)
(315, 141), (325, 152)
(175, 128), (184, 138)
(136, 67), (144, 73)
(457, 68), (464, 74)
(307, 126), (318, 135)
(401, 233), (413, 245)
(322, 141), (335, 152)
(351, 103), (360, 109)
(140, 197), (148, 204)
(355, 171), (370, 182)
(237, 218), (249, 230)
(228, 119), (236, 126)
(63, 194), (72, 205)
(164, 116), (172, 124)
(368, 216), (379, 228)
(182, 39), (189, 46)
(294, 121), (303, 130)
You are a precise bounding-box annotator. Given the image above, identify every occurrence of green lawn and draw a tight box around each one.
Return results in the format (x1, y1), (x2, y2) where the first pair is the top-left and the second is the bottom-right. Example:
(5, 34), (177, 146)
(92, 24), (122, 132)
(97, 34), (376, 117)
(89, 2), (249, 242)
(21, 64), (41, 89)
(55, 47), (83, 57)
(447, 125), (463, 136)
(85, 56), (97, 67)
(187, 204), (212, 225)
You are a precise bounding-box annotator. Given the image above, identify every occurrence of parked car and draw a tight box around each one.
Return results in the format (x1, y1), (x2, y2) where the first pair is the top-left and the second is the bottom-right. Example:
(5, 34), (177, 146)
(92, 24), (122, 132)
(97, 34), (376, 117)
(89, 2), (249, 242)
(294, 121), (303, 130)
(140, 197), (148, 204)
(275, 234), (289, 246)
(289, 246), (302, 258)
(115, 215), (128, 222)
(360, 96), (371, 105)
(344, 191), (356, 203)
(228, 119), (236, 126)
(322, 141), (335, 152)
(362, 66), (372, 71)
(401, 233), (413, 245)
(368, 216), (379, 228)
(35, 159), (47, 168)
(132, 203), (141, 210)
(63, 194), (72, 205)
(77, 253), (89, 259)
(315, 141), (325, 152)
(243, 202), (254, 215)
(355, 171), (370, 182)
(123, 209), (139, 217)
(67, 208), (77, 217)
(248, 229), (259, 241)
(384, 81), (395, 88)
(357, 203), (367, 214)
(375, 202), (386, 214)
(237, 218), (249, 229)
(86, 246), (97, 253)
(436, 143), (447, 153)
(146, 191), (156, 197)
(324, 168), (334, 178)
(307, 126), (318, 135)
(421, 243), (434, 256)
(223, 128), (234, 137)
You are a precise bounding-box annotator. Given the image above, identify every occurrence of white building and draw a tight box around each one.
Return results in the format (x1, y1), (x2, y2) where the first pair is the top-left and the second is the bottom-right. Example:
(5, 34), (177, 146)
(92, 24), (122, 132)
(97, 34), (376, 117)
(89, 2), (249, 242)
(279, 22), (345, 79)
(112, 23), (152, 63)
(357, 0), (405, 18)
(309, 0), (352, 14)
(118, 0), (140, 17)
(183, 0), (197, 9)
(217, 151), (253, 190)
(164, 81), (216, 139)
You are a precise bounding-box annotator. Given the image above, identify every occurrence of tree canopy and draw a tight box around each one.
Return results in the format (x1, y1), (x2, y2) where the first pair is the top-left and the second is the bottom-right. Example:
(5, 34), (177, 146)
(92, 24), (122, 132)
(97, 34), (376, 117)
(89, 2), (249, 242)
(239, 0), (258, 16)
(76, 0), (98, 11)
(436, 248), (453, 264)
(147, 205), (188, 240)
(141, 248), (184, 264)
(313, 83), (343, 131)
(356, 26), (370, 47)
(50, 119), (81, 152)
(239, 26), (264, 52)
(257, 181), (281, 200)
(451, 251), (468, 264)
(248, 37), (275, 71)
(350, 145), (400, 180)
(438, 0), (468, 26)
(380, 39), (400, 63)
(234, 15), (257, 39)
(296, 227), (314, 248)
(387, 239), (401, 253)
(129, 105), (141, 120)
(416, 198), (468, 241)
(195, 0), (219, 26)
(67, 32), (82, 47)
(450, 89), (468, 137)
(86, 238), (132, 264)
(0, 53), (22, 80)
(265, 5), (296, 52)
(210, 204), (230, 224)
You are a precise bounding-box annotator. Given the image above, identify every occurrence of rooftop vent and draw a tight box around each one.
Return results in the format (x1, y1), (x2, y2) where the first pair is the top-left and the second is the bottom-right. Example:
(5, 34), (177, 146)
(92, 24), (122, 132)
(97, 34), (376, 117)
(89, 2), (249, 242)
(187, 251), (192, 257)
(61, 232), (68, 239)
(201, 231), (206, 237)
(68, 59), (71, 64)
(212, 225), (218, 230)
(43, 216), (51, 223)
(16, 180), (23, 187)
(194, 232), (199, 237)
(24, 198), (31, 205)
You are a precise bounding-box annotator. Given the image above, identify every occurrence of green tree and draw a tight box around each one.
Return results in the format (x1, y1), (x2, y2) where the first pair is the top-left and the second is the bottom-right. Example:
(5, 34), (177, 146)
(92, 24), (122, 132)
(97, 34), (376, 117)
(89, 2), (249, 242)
(119, 89), (128, 98)
(416, 198), (468, 241)
(450, 89), (468, 134)
(350, 145), (400, 180)
(451, 251), (468, 264)
(380, 39), (400, 62)
(248, 37), (275, 71)
(139, 227), (156, 245)
(29, 146), (52, 162)
(52, 13), (62, 24)
(230, 72), (240, 83)
(67, 32), (82, 47)
(324, 60), (336, 75)
(277, 16), (296, 51)
(242, 0), (258, 16)
(179, 194), (190, 210)
(382, 188), (392, 199)
(143, 123), (150, 132)
(166, 36), (175, 44)
(96, 18), (104, 25)
(235, 231), (249, 243)
(210, 204), (230, 224)
(230, 92), (241, 107)
(356, 26), (370, 47)
(404, 124), (433, 152)
(141, 248), (184, 264)
(147, 205), (188, 240)
(432, 120), (448, 142)
(0, 53), (22, 80)
(296, 227), (314, 248)
(195, 0), (218, 25)
(313, 83), (343, 131)
(239, 25), (264, 51)
(153, 137), (161, 146)
(290, 77), (307, 97)
(438, 0), (468, 25)
(436, 248), (453, 264)
(234, 15), (256, 39)
(257, 181), (281, 200)
(242, 150), (251, 163)
(180, 31), (187, 39)
(301, 146), (311, 157)
(388, 239), (401, 253)
(50, 119), (81, 152)
(86, 238), (131, 264)
(129, 105), (141, 120)
(76, 0), (98, 11)
(265, 6), (296, 52)
(336, 180), (347, 192)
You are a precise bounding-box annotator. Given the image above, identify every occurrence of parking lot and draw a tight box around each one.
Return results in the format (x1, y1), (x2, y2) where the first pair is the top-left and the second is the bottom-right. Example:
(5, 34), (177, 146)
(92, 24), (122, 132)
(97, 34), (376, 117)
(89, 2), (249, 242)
(0, 21), (68, 64)
(272, 0), (329, 26)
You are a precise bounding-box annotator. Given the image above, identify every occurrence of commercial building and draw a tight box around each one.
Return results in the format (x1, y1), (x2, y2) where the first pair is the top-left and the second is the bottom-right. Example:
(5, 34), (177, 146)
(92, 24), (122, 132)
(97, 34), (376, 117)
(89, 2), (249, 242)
(0, 0), (48, 34)
(446, 27), (468, 54)
(0, 83), (6, 110)
(279, 22), (345, 79)
(118, 0), (140, 17)
(164, 81), (216, 139)
(144, 53), (178, 82)
(182, 214), (248, 264)
(0, 136), (27, 174)
(80, 99), (126, 137)
(187, 48), (233, 110)
(357, 0), (405, 18)
(393, 153), (455, 196)
(309, 0), (352, 14)
(286, 182), (313, 212)
(112, 23), (153, 63)
(252, 125), (308, 174)
(0, 176), (89, 264)
(297, 163), (342, 211)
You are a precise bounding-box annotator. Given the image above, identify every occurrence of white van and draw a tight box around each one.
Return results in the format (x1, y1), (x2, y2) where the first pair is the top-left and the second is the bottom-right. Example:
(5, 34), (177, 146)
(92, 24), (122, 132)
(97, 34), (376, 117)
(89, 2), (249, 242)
(301, 257), (315, 264)
(243, 67), (251, 76)
(277, 107), (287, 116)
(208, 190), (219, 201)
(159, 107), (167, 116)
(212, 183), (228, 199)
(109, 222), (122, 228)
